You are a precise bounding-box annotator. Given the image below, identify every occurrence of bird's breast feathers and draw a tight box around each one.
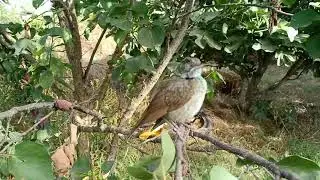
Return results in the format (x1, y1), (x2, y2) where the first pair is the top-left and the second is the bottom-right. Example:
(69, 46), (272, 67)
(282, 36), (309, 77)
(166, 76), (207, 122)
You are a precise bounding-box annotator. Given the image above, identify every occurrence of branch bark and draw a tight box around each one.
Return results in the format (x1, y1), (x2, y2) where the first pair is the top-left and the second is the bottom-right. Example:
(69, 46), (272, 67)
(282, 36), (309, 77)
(0, 102), (54, 120)
(190, 130), (300, 180)
(83, 28), (115, 82)
(54, 0), (91, 157)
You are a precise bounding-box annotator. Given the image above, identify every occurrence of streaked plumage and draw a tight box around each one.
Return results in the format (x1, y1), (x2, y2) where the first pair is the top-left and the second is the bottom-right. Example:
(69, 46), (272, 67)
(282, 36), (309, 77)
(131, 59), (208, 134)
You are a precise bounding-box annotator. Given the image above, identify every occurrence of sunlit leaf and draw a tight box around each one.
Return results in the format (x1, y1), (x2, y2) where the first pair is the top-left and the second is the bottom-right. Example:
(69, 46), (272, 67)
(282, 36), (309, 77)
(13, 39), (37, 55)
(203, 166), (237, 180)
(222, 23), (228, 35)
(154, 131), (175, 178)
(285, 27), (298, 42)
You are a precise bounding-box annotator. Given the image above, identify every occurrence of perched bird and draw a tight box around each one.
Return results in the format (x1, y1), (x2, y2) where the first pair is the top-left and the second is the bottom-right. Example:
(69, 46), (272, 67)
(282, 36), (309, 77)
(130, 58), (208, 136)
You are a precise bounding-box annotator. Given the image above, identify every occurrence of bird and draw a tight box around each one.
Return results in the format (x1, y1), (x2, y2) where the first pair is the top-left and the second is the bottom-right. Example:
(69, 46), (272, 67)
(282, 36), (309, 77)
(130, 57), (208, 136)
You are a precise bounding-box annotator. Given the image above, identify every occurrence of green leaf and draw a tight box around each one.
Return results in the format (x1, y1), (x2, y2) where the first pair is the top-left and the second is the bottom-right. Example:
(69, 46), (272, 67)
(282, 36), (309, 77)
(101, 161), (114, 174)
(0, 158), (9, 176)
(278, 155), (320, 180)
(13, 39), (37, 55)
(33, 0), (44, 9)
(9, 141), (54, 180)
(253, 39), (277, 52)
(50, 58), (66, 76)
(189, 29), (221, 50)
(281, 0), (296, 7)
(224, 41), (242, 54)
(137, 25), (165, 48)
(198, 11), (220, 23)
(132, 2), (148, 18)
(203, 166), (237, 180)
(306, 35), (320, 59)
(71, 156), (91, 180)
(108, 18), (133, 31)
(195, 38), (206, 49)
(285, 27), (298, 42)
(154, 131), (176, 178)
(38, 71), (54, 89)
(291, 10), (320, 28)
(114, 29), (128, 44)
(204, 34), (222, 50)
(127, 166), (154, 180)
(44, 27), (72, 43)
(125, 55), (155, 73)
(278, 155), (320, 172)
(136, 156), (161, 172)
(36, 129), (50, 142)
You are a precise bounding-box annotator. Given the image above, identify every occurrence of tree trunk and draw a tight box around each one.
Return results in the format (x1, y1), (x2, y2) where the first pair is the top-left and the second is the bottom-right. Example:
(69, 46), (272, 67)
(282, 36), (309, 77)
(242, 52), (273, 112)
(54, 1), (90, 157)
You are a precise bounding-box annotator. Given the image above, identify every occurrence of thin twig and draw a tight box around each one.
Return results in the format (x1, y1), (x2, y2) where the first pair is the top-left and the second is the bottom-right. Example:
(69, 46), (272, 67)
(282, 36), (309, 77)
(21, 111), (54, 136)
(83, 28), (115, 82)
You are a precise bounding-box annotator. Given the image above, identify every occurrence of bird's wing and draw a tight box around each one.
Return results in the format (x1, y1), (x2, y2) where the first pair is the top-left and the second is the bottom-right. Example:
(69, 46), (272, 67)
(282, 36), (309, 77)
(133, 78), (196, 129)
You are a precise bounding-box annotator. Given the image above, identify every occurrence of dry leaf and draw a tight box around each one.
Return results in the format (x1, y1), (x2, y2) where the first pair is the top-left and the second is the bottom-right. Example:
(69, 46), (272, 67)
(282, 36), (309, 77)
(51, 146), (72, 176)
(51, 143), (77, 177)
(63, 143), (76, 165)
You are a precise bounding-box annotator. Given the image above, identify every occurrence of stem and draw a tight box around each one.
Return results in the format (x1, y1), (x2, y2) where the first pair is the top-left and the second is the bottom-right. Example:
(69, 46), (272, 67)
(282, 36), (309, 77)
(83, 29), (115, 82)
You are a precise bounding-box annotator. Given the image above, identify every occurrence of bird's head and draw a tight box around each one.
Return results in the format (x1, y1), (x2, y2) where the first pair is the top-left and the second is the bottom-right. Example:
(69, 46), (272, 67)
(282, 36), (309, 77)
(181, 57), (201, 78)
(181, 57), (218, 79)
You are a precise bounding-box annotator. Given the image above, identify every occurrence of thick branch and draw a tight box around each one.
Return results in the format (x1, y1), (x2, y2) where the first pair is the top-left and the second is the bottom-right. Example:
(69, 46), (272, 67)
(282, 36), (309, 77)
(0, 102), (54, 120)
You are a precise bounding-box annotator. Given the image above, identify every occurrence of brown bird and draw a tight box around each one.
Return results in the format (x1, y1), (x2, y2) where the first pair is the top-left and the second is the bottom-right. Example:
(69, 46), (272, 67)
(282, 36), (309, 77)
(130, 58), (208, 135)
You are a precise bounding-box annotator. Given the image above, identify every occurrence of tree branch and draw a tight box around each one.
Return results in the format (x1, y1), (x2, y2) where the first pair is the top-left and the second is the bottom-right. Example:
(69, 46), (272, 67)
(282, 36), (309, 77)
(190, 130), (300, 180)
(83, 28), (115, 82)
(21, 111), (54, 136)
(0, 102), (54, 120)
